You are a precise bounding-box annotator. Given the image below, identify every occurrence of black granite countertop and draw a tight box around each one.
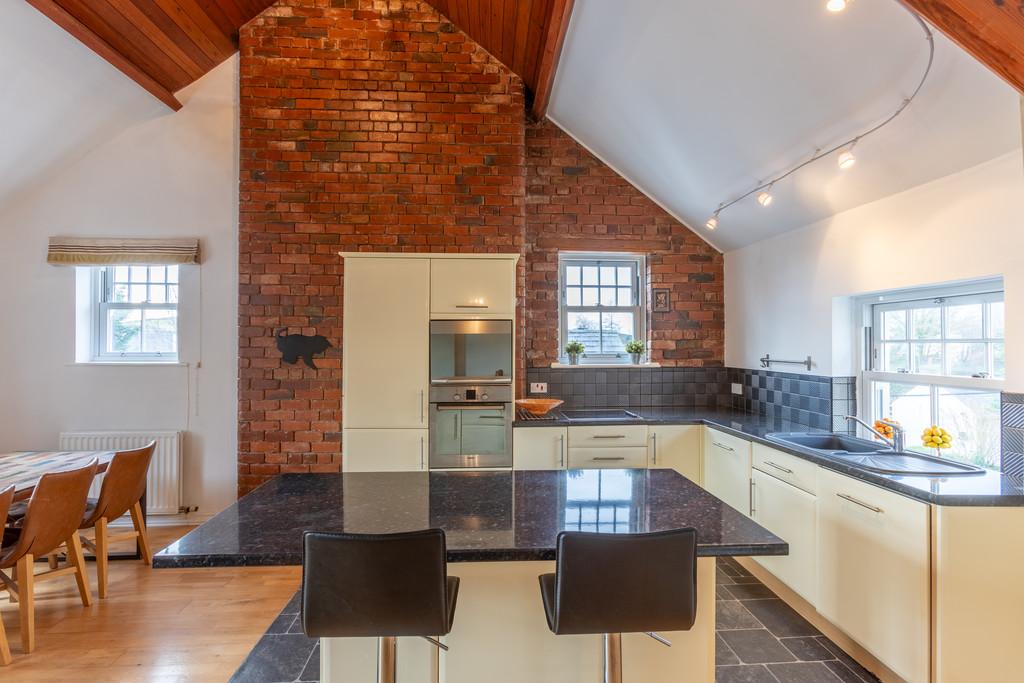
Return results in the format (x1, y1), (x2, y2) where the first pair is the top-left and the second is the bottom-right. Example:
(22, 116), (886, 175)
(516, 408), (1024, 506)
(154, 470), (787, 568)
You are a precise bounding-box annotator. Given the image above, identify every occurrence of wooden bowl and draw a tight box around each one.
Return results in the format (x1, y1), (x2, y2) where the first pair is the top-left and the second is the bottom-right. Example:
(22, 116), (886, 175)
(515, 398), (564, 415)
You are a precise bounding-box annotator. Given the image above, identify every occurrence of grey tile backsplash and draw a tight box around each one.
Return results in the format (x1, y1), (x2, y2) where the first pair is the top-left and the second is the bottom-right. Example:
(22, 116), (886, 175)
(726, 368), (857, 432)
(1000, 393), (1024, 476)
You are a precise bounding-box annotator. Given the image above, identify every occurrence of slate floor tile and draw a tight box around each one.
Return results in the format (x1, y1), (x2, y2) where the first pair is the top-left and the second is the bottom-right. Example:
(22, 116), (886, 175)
(767, 661), (844, 683)
(817, 638), (880, 681)
(719, 628), (797, 665)
(742, 599), (821, 638)
(717, 600), (763, 630)
(716, 634), (740, 666)
(229, 634), (318, 683)
(715, 664), (779, 682)
(780, 636), (832, 661)
(717, 584), (734, 600)
(724, 583), (777, 600)
(824, 660), (875, 683)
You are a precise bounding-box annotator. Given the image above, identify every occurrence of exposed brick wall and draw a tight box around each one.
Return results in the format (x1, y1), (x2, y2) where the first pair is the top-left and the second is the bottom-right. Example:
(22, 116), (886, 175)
(237, 0), (525, 495)
(523, 120), (724, 368)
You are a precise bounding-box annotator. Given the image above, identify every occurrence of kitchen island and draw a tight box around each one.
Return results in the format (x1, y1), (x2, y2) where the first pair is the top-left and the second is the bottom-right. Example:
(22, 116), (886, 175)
(156, 469), (786, 683)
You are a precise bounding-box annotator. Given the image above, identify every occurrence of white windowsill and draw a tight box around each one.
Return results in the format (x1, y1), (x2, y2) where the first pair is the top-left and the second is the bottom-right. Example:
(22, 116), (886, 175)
(67, 361), (188, 367)
(551, 362), (661, 369)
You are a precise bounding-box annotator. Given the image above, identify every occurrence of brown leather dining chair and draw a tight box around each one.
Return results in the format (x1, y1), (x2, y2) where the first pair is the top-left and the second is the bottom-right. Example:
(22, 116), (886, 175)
(78, 442), (155, 598)
(0, 484), (14, 666)
(0, 460), (97, 654)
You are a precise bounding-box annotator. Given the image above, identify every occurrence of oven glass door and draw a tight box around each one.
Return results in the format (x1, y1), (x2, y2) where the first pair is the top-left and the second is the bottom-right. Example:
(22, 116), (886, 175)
(431, 404), (510, 469)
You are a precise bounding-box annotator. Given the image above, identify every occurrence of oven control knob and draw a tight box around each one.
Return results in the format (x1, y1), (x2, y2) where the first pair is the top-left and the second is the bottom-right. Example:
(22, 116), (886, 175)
(481, 393), (489, 400)
(453, 394), (462, 401)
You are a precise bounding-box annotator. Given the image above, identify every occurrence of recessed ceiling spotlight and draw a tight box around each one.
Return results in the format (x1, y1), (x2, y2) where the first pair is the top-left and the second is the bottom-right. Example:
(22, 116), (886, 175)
(826, 0), (850, 12)
(705, 215), (719, 230)
(757, 189), (774, 207)
(838, 149), (857, 170)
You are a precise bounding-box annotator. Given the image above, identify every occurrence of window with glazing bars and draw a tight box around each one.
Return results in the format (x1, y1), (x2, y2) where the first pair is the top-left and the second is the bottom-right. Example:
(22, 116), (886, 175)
(559, 254), (645, 361)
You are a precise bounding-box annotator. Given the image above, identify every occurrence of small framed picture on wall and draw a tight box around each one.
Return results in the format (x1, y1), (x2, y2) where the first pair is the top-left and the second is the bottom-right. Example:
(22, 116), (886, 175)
(652, 288), (671, 312)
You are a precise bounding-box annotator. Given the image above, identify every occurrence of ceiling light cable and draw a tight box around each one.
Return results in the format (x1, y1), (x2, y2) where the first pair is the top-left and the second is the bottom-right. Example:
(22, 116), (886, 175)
(705, 9), (934, 230)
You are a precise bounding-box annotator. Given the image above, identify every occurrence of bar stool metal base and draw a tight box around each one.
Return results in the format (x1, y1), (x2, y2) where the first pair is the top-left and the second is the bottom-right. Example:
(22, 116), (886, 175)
(603, 633), (622, 683)
(378, 636), (397, 683)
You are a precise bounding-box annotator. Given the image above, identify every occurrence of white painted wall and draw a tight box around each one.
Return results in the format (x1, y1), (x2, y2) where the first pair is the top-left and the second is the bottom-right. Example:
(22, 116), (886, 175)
(0, 57), (240, 516)
(725, 149), (1024, 389)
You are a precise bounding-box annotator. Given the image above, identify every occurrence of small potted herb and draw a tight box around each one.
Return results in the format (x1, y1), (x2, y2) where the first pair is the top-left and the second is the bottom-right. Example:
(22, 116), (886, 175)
(564, 341), (585, 365)
(625, 339), (645, 365)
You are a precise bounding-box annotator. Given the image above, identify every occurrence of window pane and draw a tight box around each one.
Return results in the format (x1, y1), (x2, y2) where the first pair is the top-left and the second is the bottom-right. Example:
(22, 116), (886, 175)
(167, 266), (179, 283)
(565, 266), (581, 286)
(566, 287), (581, 306)
(581, 287), (598, 306)
(129, 284), (147, 303)
(937, 387), (1000, 470)
(130, 266), (148, 283)
(599, 287), (616, 307)
(167, 285), (179, 304)
(993, 343), (1005, 379)
(107, 309), (141, 353)
(617, 287), (632, 306)
(114, 266), (130, 283)
(883, 343), (909, 372)
(600, 312), (634, 354)
(911, 343), (942, 375)
(142, 309), (177, 353)
(150, 266), (166, 283)
(600, 266), (616, 286)
(149, 285), (166, 304)
(872, 381), (930, 449)
(617, 267), (632, 286)
(946, 343), (987, 377)
(566, 312), (599, 353)
(988, 301), (1004, 339)
(582, 267), (598, 286)
(882, 310), (907, 340)
(945, 303), (983, 339)
(111, 284), (130, 303)
(910, 307), (940, 340)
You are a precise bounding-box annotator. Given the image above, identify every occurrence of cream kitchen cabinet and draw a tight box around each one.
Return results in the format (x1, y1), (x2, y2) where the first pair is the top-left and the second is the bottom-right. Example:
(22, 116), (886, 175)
(816, 467), (930, 683)
(513, 427), (567, 470)
(647, 425), (702, 484)
(342, 429), (428, 472)
(430, 257), (516, 317)
(750, 468), (817, 605)
(703, 428), (752, 516)
(342, 257), (429, 429)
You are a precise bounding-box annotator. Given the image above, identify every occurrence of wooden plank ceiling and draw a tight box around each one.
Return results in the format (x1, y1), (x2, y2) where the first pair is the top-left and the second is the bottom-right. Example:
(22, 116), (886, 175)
(900, 0), (1024, 95)
(26, 0), (276, 110)
(424, 0), (574, 118)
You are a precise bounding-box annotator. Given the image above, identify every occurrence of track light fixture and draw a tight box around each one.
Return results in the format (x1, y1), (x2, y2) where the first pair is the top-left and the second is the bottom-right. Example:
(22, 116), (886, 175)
(703, 6), (933, 233)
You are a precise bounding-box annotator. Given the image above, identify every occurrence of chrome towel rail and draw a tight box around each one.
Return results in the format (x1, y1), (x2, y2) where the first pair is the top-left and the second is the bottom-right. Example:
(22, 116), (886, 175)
(760, 354), (813, 371)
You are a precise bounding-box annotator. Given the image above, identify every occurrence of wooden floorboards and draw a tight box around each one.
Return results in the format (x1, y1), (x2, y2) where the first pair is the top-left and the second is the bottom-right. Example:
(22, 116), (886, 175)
(0, 525), (300, 682)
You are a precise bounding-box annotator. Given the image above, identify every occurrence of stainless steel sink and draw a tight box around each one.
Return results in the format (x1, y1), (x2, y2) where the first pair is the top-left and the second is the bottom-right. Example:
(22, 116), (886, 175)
(561, 409), (641, 421)
(766, 432), (985, 476)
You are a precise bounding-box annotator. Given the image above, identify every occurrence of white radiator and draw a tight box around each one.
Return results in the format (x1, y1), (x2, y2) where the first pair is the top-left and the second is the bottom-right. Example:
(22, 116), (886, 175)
(58, 431), (183, 515)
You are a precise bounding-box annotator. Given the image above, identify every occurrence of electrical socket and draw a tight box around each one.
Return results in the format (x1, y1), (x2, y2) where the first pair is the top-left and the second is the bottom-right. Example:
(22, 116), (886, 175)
(530, 382), (548, 394)
(731, 383), (742, 395)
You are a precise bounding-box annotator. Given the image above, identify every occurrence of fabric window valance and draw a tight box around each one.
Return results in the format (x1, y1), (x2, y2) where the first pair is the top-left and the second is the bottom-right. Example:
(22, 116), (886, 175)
(47, 237), (200, 265)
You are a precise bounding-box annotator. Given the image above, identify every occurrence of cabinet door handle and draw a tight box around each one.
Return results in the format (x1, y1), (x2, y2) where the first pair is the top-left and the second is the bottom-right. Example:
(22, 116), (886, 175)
(559, 433), (565, 468)
(455, 304), (489, 309)
(712, 441), (735, 452)
(750, 479), (756, 516)
(837, 492), (884, 514)
(765, 461), (793, 474)
(420, 390), (425, 423)
(420, 436), (426, 470)
(592, 435), (627, 439)
(651, 432), (658, 465)
(592, 456), (626, 461)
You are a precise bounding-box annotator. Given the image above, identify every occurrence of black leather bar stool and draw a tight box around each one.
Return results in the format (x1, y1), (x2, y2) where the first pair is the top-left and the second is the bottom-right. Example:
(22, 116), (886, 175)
(301, 529), (460, 683)
(538, 528), (698, 683)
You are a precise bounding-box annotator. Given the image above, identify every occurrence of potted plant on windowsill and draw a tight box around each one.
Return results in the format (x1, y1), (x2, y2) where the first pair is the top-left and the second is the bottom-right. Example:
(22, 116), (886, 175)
(625, 339), (645, 365)
(564, 341), (585, 365)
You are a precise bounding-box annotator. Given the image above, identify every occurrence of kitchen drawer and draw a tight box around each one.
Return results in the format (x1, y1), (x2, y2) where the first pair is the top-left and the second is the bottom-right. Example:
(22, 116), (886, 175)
(568, 425), (648, 448)
(568, 447), (648, 469)
(752, 443), (817, 495)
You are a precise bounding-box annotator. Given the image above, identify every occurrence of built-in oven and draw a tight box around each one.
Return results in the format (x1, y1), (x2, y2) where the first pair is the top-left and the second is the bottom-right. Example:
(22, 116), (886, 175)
(429, 319), (513, 385)
(428, 383), (513, 469)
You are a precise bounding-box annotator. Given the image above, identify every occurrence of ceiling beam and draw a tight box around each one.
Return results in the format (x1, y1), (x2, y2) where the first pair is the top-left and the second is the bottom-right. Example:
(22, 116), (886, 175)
(531, 0), (574, 120)
(900, 0), (1024, 95)
(26, 0), (183, 110)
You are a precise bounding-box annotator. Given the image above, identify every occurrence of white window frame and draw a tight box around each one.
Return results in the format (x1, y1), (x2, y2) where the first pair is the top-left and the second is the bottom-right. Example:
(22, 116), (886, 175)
(856, 280), (1004, 467)
(90, 265), (179, 363)
(558, 252), (646, 364)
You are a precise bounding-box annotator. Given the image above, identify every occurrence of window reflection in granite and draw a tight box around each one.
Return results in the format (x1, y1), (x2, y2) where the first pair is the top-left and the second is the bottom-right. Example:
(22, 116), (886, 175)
(563, 469), (647, 533)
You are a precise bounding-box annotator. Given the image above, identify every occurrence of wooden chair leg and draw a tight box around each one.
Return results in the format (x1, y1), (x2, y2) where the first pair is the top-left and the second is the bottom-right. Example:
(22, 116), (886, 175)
(94, 518), (109, 599)
(47, 555), (58, 571)
(66, 535), (92, 607)
(129, 502), (153, 565)
(0, 606), (11, 666)
(16, 554), (34, 654)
